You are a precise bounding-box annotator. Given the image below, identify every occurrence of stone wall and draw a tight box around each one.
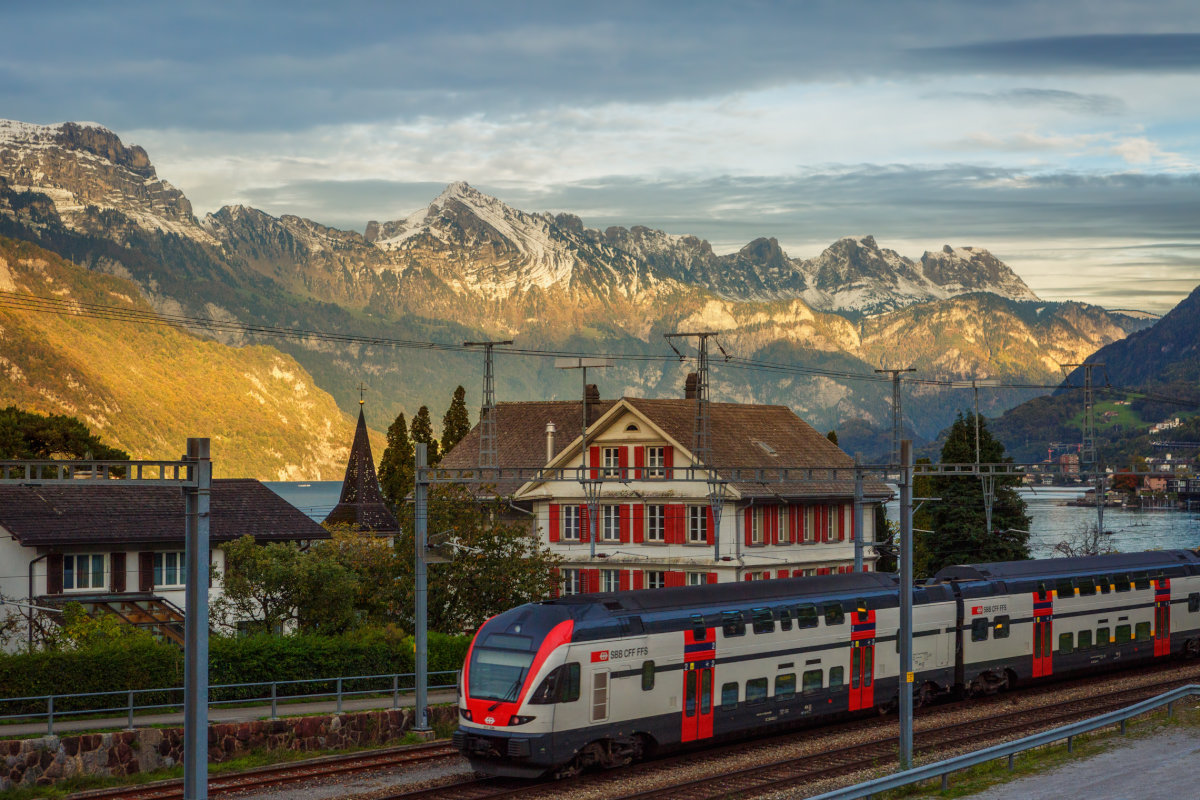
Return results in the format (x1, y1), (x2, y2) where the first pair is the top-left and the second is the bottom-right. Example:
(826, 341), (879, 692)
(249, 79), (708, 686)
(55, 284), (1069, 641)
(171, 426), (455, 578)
(1, 705), (457, 790)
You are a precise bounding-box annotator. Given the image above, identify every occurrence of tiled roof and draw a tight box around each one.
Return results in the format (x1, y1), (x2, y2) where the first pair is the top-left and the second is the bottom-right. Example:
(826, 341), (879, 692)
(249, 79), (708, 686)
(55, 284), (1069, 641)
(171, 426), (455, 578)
(0, 479), (329, 547)
(439, 397), (891, 500)
(323, 406), (399, 534)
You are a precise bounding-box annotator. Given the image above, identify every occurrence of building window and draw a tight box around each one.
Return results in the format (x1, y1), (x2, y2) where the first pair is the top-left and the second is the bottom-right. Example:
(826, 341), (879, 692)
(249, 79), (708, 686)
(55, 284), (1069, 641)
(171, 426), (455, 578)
(645, 570), (666, 589)
(750, 508), (764, 545)
(562, 505), (580, 540)
(602, 505), (621, 541)
(804, 507), (816, 542)
(829, 505), (841, 540)
(645, 446), (664, 478)
(601, 569), (620, 593)
(154, 552), (186, 587)
(687, 572), (707, 586)
(63, 554), (105, 591)
(646, 505), (665, 542)
(602, 447), (621, 477)
(561, 569), (581, 595)
(778, 506), (791, 544)
(687, 506), (707, 543)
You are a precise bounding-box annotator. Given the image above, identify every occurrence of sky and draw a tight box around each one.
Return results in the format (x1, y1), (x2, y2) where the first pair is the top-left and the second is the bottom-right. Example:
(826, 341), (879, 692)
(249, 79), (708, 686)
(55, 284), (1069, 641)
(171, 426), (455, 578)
(3, 1), (1199, 313)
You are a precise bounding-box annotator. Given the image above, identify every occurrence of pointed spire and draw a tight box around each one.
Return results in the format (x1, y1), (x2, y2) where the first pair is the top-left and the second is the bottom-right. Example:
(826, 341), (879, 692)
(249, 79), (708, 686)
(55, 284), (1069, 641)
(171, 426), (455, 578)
(323, 401), (400, 535)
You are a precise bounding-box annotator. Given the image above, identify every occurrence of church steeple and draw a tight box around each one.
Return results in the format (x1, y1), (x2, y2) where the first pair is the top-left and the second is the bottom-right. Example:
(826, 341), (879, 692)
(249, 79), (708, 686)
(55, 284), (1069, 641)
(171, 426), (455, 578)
(323, 395), (399, 535)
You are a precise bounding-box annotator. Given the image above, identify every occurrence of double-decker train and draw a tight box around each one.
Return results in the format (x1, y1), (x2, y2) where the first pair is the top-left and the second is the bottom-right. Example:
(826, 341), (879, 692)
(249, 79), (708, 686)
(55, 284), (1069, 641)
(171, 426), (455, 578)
(453, 549), (1200, 778)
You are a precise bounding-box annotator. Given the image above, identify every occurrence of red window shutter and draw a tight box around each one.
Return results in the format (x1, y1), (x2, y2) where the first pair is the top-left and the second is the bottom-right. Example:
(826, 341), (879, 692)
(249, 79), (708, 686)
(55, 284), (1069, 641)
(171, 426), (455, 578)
(618, 446), (629, 479)
(839, 505), (847, 542)
(706, 506), (715, 545)
(634, 446), (645, 479)
(668, 570), (685, 587)
(663, 446), (674, 479)
(589, 446), (600, 480)
(793, 569), (803, 578)
(580, 504), (590, 543)
(549, 504), (561, 543)
(707, 572), (718, 584)
(848, 504), (856, 542)
(138, 551), (154, 592)
(818, 567), (830, 576)
(777, 569), (787, 579)
(671, 503), (686, 544)
(745, 573), (753, 581)
(586, 568), (601, 593)
(46, 553), (64, 594)
(769, 506), (779, 546)
(633, 571), (644, 590)
(821, 506), (829, 543)
(633, 503), (645, 544)
(619, 504), (631, 544)
(619, 570), (630, 591)
(111, 552), (126, 593)
(744, 506), (753, 546)
(796, 505), (805, 543)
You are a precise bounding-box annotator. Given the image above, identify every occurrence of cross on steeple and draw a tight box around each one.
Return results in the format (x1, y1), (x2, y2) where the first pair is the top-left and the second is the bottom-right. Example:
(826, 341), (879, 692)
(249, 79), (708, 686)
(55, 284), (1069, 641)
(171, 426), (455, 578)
(357, 382), (367, 405)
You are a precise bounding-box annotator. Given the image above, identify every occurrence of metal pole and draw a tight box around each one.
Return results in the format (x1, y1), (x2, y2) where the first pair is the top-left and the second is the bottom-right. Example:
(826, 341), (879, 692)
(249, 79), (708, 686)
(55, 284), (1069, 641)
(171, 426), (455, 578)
(413, 443), (431, 731)
(899, 439), (914, 770)
(183, 437), (211, 800)
(1097, 473), (1106, 535)
(853, 457), (864, 573)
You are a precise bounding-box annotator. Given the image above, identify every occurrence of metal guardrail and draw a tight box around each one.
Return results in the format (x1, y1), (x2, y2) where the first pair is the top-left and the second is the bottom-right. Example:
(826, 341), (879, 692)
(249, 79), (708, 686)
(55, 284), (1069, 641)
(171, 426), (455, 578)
(0, 670), (460, 736)
(808, 683), (1200, 800)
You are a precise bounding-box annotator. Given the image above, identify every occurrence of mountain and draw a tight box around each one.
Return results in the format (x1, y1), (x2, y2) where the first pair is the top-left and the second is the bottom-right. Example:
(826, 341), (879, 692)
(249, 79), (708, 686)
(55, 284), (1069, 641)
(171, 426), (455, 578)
(0, 119), (1152, 464)
(0, 235), (367, 479)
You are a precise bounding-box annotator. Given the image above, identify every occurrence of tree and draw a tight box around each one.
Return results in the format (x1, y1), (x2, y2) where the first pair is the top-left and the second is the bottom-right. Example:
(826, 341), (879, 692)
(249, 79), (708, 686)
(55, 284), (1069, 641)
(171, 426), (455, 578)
(0, 406), (129, 460)
(410, 405), (440, 465)
(314, 525), (405, 628)
(394, 485), (560, 634)
(1053, 522), (1118, 558)
(378, 411), (414, 505)
(825, 429), (839, 446)
(918, 413), (1032, 575)
(441, 386), (472, 456)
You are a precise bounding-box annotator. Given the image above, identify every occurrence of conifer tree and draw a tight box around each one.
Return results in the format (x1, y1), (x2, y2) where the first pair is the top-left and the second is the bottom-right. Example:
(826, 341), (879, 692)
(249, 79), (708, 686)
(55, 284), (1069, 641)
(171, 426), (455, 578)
(441, 386), (471, 456)
(377, 411), (414, 505)
(410, 405), (440, 465)
(825, 429), (839, 446)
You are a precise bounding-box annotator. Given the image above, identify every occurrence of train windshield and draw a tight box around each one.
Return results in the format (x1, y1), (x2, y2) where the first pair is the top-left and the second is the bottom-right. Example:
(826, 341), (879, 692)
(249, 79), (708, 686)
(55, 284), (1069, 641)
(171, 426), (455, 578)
(468, 646), (536, 702)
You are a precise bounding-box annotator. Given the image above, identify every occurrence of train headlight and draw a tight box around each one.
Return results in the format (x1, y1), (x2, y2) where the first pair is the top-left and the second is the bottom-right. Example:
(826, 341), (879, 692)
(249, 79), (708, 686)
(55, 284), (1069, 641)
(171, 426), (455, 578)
(508, 715), (536, 726)
(459, 707), (473, 721)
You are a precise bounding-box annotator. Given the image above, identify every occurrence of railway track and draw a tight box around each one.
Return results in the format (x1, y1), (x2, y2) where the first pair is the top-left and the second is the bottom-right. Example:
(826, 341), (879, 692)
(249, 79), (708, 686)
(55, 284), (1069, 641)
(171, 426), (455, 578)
(66, 740), (461, 800)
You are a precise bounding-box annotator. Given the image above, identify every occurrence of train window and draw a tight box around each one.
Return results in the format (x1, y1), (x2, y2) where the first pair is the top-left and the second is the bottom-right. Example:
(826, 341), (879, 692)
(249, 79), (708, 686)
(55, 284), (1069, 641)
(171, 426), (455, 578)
(1036, 582), (1048, 601)
(1055, 579), (1075, 598)
(863, 649), (873, 687)
(824, 603), (845, 626)
(1135, 622), (1151, 641)
(852, 648), (861, 687)
(797, 605), (819, 628)
(530, 662), (581, 704)
(1078, 630), (1093, 650)
(746, 678), (768, 704)
(691, 613), (706, 638)
(721, 682), (738, 708)
(1078, 577), (1096, 596)
(775, 673), (796, 700)
(855, 598), (869, 621)
(1115, 624), (1132, 643)
(1096, 627), (1110, 646)
(971, 618), (990, 642)
(1113, 573), (1130, 592)
(802, 669), (823, 694)
(1058, 632), (1074, 654)
(994, 615), (1010, 639)
(641, 661), (655, 691)
(722, 611), (746, 637)
(1097, 576), (1111, 594)
(1189, 593), (1200, 613)
(779, 608), (793, 632)
(1134, 573), (1150, 591)
(753, 608), (775, 634)
(685, 670), (697, 718)
(701, 671), (712, 715)
(829, 666), (845, 688)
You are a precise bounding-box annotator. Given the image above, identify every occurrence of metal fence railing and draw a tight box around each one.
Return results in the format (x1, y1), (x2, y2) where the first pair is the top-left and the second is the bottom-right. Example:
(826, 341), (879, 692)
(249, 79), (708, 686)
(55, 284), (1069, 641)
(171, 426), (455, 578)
(0, 670), (460, 736)
(809, 684), (1200, 800)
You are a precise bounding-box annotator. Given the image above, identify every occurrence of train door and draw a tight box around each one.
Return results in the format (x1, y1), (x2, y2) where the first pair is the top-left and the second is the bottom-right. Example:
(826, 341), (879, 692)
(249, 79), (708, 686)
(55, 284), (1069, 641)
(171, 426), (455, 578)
(1154, 577), (1172, 657)
(1032, 588), (1053, 678)
(681, 626), (715, 742)
(848, 607), (876, 711)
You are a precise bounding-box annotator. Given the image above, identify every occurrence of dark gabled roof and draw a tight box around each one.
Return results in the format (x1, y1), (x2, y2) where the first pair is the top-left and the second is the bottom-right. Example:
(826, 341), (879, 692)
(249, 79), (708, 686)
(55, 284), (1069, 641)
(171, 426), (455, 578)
(323, 406), (399, 534)
(932, 549), (1200, 582)
(0, 479), (329, 547)
(439, 397), (890, 500)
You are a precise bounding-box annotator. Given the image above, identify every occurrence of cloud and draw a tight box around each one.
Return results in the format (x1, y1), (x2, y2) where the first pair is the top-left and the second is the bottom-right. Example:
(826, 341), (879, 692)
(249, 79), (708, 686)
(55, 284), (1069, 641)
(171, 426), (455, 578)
(937, 88), (1125, 114)
(912, 34), (1200, 74)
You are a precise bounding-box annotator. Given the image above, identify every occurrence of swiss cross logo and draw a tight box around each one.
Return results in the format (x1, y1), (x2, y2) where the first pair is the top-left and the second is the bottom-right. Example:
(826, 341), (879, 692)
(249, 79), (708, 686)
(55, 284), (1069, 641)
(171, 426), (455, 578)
(591, 650), (610, 663)
(971, 606), (983, 615)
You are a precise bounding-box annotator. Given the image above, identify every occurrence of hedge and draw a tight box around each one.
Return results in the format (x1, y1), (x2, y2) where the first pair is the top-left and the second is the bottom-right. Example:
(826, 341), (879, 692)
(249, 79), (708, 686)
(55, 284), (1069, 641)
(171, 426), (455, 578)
(0, 630), (471, 715)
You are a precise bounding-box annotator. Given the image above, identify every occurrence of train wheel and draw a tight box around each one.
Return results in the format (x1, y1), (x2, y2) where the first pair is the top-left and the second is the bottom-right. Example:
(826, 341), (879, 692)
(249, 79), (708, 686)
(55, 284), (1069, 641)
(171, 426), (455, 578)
(1185, 638), (1200, 659)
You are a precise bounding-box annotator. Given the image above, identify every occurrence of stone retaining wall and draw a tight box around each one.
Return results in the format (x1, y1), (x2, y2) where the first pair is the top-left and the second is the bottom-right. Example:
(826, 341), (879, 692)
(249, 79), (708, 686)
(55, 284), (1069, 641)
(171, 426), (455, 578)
(1, 705), (457, 790)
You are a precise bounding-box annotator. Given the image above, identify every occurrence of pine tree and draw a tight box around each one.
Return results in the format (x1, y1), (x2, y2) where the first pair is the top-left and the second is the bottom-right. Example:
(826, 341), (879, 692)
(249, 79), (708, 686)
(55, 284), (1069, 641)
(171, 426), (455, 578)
(377, 411), (414, 505)
(918, 413), (1031, 575)
(410, 405), (440, 465)
(441, 386), (471, 455)
(825, 429), (839, 446)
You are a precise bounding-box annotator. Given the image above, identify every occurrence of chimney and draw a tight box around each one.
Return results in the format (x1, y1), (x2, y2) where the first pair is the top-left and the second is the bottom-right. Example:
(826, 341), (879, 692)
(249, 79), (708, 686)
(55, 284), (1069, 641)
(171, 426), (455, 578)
(584, 384), (601, 424)
(684, 372), (700, 399)
(545, 422), (556, 463)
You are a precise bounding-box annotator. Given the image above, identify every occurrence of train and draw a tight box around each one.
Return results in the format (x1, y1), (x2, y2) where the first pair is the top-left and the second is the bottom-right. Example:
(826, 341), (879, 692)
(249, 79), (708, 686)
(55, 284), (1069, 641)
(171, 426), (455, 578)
(452, 549), (1200, 778)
